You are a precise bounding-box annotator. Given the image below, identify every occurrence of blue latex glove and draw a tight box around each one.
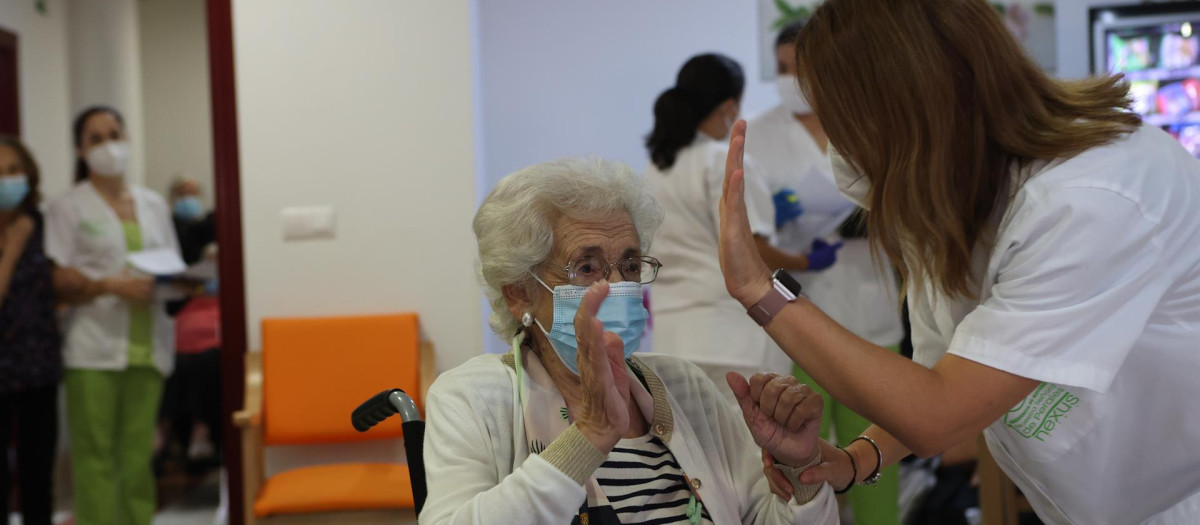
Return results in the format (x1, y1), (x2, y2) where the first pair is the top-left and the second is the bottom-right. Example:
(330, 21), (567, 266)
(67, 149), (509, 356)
(772, 188), (805, 229)
(204, 278), (220, 296)
(805, 239), (844, 272)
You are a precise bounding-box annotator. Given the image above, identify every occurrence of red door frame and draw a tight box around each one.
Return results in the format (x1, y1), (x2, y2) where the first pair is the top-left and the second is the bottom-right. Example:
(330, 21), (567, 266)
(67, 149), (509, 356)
(0, 28), (19, 136)
(204, 1), (247, 523)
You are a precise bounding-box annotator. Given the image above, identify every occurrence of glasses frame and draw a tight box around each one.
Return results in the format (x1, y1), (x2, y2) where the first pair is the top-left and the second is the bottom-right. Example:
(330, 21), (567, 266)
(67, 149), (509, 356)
(556, 255), (663, 286)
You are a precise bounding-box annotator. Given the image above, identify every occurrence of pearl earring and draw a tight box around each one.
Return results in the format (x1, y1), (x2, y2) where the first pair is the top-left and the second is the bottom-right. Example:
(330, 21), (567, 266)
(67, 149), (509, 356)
(521, 312), (533, 327)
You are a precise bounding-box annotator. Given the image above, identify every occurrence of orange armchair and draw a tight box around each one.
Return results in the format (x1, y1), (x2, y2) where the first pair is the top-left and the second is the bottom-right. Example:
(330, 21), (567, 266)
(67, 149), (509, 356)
(234, 313), (435, 525)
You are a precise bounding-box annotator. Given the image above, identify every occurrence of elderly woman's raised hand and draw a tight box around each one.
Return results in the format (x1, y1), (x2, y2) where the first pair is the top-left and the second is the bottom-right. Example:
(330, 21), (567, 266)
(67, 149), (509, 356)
(574, 281), (631, 453)
(720, 120), (774, 308)
(727, 372), (823, 468)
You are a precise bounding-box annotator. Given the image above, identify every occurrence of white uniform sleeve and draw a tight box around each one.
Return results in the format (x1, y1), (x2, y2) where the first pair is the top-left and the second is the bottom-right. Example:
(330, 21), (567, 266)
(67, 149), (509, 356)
(419, 381), (588, 525)
(702, 367), (840, 524)
(43, 197), (75, 267)
(707, 148), (776, 243)
(948, 187), (1169, 392)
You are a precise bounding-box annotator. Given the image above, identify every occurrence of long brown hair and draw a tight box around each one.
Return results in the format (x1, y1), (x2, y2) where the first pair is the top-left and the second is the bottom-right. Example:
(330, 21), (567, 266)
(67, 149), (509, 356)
(0, 135), (42, 214)
(796, 0), (1141, 299)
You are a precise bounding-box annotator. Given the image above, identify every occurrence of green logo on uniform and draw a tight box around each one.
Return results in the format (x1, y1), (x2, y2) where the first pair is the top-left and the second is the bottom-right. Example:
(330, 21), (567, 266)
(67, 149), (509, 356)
(1003, 383), (1080, 441)
(80, 220), (105, 237)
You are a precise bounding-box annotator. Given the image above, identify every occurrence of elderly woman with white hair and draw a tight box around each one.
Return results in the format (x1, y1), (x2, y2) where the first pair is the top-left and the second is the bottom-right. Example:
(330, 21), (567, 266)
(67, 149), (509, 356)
(420, 158), (839, 525)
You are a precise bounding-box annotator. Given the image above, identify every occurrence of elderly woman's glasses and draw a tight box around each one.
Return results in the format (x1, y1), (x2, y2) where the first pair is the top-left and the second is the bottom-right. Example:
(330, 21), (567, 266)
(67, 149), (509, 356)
(561, 256), (662, 286)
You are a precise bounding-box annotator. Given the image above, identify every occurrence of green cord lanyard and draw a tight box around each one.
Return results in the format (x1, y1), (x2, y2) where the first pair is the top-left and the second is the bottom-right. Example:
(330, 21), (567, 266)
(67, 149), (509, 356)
(683, 474), (704, 524)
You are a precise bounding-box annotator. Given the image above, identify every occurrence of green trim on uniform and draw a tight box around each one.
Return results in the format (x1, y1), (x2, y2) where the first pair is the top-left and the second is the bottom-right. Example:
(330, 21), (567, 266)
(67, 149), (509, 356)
(121, 221), (153, 367)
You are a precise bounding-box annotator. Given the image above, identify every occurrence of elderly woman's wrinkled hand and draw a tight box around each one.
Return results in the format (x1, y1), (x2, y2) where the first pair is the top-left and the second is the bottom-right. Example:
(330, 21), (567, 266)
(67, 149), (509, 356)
(720, 120), (773, 308)
(727, 372), (823, 468)
(573, 281), (631, 453)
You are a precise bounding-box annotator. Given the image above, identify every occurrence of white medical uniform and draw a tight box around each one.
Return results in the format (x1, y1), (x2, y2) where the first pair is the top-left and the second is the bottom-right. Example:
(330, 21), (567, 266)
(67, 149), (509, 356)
(44, 182), (180, 375)
(646, 135), (782, 380)
(746, 105), (904, 353)
(907, 125), (1200, 524)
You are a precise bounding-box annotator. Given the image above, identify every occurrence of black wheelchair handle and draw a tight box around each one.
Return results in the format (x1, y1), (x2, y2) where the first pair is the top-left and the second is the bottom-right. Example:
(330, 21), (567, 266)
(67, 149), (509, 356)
(351, 388), (422, 432)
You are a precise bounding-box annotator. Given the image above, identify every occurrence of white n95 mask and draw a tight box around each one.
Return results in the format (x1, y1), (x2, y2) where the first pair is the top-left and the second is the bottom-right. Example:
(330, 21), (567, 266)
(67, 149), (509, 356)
(86, 141), (131, 177)
(829, 143), (871, 209)
(775, 75), (812, 115)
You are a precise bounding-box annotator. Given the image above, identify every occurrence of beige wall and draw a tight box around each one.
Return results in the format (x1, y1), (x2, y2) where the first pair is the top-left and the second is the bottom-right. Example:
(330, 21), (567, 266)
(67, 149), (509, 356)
(0, 0), (74, 202)
(233, 0), (480, 370)
(138, 0), (216, 204)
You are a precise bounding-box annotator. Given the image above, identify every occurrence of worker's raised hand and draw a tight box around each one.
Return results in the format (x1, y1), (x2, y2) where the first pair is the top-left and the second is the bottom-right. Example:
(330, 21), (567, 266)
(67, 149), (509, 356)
(574, 281), (630, 453)
(728, 372), (823, 468)
(720, 120), (773, 308)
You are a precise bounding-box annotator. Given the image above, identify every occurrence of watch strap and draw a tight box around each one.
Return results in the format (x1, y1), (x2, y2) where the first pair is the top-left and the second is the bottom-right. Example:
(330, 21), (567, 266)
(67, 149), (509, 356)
(748, 279), (797, 327)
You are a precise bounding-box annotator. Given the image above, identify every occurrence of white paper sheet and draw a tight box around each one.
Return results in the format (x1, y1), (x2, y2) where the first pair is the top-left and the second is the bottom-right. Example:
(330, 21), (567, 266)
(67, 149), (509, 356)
(127, 248), (187, 276)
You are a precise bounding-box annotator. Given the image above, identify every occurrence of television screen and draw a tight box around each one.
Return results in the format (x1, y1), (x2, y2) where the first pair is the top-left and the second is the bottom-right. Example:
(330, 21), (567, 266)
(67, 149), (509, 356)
(1093, 3), (1200, 158)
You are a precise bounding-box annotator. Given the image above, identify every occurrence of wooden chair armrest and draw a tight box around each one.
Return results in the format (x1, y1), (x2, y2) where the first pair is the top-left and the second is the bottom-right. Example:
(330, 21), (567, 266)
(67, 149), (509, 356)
(232, 409), (261, 428)
(240, 350), (265, 525)
(235, 350), (263, 428)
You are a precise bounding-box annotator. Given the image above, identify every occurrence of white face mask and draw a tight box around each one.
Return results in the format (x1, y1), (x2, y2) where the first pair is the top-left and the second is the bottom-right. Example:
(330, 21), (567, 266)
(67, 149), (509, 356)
(85, 141), (131, 177)
(829, 143), (871, 209)
(775, 75), (812, 115)
(720, 111), (737, 140)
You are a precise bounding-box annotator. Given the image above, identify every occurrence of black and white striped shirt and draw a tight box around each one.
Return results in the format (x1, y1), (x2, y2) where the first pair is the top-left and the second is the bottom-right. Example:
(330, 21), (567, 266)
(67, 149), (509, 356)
(595, 434), (714, 525)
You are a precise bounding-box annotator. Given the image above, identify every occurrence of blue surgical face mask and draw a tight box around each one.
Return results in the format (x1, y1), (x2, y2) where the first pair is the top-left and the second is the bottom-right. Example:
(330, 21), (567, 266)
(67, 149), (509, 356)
(530, 274), (649, 375)
(0, 175), (30, 211)
(173, 196), (204, 221)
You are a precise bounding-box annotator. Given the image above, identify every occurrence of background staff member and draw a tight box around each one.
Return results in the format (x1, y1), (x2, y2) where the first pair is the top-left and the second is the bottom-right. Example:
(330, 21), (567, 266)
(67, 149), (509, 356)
(645, 54), (840, 388)
(46, 106), (182, 525)
(746, 20), (904, 525)
(718, 0), (1200, 523)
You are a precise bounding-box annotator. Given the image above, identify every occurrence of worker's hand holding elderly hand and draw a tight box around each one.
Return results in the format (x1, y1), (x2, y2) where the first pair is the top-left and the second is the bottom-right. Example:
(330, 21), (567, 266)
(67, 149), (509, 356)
(720, 120), (774, 308)
(728, 373), (823, 469)
(574, 281), (631, 454)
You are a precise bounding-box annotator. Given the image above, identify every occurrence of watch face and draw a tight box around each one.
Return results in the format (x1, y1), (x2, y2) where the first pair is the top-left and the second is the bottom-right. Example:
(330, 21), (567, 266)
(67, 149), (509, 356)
(772, 268), (803, 296)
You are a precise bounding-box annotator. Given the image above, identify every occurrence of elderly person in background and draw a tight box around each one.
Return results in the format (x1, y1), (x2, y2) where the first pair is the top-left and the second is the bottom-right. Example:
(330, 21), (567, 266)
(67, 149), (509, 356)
(168, 177), (215, 266)
(420, 157), (839, 525)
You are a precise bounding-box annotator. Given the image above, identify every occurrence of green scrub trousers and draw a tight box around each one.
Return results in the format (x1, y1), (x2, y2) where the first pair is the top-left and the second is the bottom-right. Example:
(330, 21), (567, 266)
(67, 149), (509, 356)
(65, 221), (162, 525)
(794, 345), (902, 525)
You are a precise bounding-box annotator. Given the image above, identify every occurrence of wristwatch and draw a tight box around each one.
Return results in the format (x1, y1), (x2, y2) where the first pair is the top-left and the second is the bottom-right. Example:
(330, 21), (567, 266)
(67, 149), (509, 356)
(747, 269), (802, 327)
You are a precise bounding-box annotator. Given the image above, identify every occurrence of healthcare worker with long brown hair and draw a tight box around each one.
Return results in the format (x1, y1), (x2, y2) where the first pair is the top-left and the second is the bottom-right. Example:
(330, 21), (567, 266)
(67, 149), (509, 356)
(719, 0), (1200, 523)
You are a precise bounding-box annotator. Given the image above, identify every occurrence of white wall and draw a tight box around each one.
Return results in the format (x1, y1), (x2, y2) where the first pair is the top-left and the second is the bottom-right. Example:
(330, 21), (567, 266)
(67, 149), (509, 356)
(66, 0), (147, 185)
(475, 0), (781, 353)
(1056, 0), (1132, 79)
(138, 0), (215, 203)
(0, 0), (74, 201)
(476, 0), (779, 187)
(233, 0), (480, 368)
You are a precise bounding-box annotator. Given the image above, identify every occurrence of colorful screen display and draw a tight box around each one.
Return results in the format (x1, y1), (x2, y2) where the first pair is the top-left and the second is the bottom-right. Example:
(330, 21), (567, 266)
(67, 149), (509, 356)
(1105, 18), (1200, 157)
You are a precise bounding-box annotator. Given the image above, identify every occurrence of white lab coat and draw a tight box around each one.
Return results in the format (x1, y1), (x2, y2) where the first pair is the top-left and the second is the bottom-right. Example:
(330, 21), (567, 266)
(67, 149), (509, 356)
(45, 182), (180, 375)
(909, 124), (1200, 524)
(646, 135), (783, 373)
(746, 106), (904, 348)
